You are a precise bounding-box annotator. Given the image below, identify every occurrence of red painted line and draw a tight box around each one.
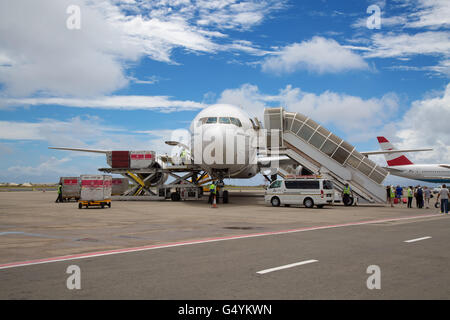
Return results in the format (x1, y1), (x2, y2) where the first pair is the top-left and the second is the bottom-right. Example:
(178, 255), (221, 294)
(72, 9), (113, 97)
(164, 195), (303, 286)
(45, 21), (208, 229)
(0, 213), (442, 270)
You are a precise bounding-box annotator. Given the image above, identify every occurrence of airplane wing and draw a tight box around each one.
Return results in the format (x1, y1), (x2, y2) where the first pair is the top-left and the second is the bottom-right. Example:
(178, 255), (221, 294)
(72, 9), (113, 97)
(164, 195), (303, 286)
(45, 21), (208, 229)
(439, 165), (450, 170)
(48, 147), (109, 154)
(361, 148), (433, 156)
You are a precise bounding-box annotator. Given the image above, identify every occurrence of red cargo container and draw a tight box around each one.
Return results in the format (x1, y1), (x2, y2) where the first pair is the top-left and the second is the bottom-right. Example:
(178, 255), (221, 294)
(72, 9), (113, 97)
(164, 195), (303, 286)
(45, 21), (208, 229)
(111, 151), (130, 168)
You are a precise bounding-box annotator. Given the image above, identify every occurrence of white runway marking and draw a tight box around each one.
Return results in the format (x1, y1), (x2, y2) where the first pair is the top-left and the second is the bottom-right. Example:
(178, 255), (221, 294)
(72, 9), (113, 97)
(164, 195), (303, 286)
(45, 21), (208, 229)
(404, 236), (432, 243)
(257, 260), (318, 274)
(0, 213), (442, 270)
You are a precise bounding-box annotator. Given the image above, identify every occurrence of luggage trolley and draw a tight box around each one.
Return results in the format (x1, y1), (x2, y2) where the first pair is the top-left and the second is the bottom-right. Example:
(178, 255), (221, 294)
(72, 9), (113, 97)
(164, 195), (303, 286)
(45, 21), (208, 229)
(78, 199), (111, 209)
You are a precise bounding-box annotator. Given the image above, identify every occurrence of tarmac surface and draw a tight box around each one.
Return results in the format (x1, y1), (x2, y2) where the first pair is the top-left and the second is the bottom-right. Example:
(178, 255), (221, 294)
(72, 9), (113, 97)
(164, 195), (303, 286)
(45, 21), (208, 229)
(0, 191), (448, 299)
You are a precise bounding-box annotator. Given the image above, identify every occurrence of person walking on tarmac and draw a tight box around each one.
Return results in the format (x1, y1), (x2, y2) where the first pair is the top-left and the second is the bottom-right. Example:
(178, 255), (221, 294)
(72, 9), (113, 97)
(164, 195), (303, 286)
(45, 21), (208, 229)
(395, 185), (403, 206)
(386, 186), (392, 206)
(208, 181), (217, 204)
(342, 183), (353, 206)
(416, 185), (424, 208)
(423, 186), (431, 209)
(55, 183), (63, 203)
(437, 184), (449, 214)
(390, 185), (395, 207)
(407, 186), (413, 208)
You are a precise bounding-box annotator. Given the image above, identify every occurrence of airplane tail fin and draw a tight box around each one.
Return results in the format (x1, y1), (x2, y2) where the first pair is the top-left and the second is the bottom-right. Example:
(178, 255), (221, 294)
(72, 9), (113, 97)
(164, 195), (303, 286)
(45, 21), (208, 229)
(377, 136), (413, 166)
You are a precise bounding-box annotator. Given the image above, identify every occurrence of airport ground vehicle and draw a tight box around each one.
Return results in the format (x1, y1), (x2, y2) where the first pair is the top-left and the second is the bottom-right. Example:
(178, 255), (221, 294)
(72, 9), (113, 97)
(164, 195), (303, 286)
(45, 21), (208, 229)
(265, 176), (334, 208)
(78, 175), (112, 209)
(78, 199), (111, 209)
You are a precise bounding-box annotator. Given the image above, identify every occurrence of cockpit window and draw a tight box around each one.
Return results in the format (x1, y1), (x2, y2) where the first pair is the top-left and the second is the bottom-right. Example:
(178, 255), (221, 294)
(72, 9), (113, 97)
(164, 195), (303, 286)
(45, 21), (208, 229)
(205, 117), (217, 124)
(230, 117), (242, 127)
(219, 117), (231, 124)
(198, 116), (242, 127)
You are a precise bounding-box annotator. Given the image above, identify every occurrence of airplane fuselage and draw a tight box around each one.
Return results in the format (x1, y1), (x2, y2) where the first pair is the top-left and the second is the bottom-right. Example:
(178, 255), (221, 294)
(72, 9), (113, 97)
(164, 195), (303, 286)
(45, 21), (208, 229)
(386, 164), (450, 183)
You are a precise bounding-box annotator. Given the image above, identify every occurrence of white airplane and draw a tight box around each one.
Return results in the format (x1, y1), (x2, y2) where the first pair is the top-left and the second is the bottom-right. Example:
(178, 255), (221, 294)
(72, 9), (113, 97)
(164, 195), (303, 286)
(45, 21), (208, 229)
(49, 104), (293, 186)
(373, 136), (450, 184)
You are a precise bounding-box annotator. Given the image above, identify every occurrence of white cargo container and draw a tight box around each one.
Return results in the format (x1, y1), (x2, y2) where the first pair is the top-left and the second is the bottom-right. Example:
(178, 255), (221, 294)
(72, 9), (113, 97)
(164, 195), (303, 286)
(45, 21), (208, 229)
(112, 178), (129, 195)
(60, 177), (80, 201)
(129, 151), (155, 168)
(79, 175), (112, 207)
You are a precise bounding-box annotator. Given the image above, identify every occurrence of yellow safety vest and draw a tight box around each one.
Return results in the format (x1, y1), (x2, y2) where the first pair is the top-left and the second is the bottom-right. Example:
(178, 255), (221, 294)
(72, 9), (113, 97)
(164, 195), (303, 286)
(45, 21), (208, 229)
(407, 188), (413, 197)
(343, 186), (351, 195)
(390, 188), (395, 198)
(58, 185), (62, 194)
(210, 184), (216, 194)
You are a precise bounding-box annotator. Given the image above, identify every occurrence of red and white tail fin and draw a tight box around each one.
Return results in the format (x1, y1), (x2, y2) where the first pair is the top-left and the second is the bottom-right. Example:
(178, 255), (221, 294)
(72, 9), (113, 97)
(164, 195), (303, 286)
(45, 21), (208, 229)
(377, 136), (413, 166)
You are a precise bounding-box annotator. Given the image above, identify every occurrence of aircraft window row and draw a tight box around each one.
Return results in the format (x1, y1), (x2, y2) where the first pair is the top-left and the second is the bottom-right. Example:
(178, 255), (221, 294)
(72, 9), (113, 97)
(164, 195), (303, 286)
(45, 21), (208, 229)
(199, 117), (242, 127)
(285, 180), (320, 189)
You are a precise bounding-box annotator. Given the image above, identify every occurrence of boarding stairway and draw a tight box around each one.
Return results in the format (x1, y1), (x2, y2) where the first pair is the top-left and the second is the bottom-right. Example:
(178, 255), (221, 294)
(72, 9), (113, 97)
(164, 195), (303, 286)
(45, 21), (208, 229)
(264, 107), (388, 204)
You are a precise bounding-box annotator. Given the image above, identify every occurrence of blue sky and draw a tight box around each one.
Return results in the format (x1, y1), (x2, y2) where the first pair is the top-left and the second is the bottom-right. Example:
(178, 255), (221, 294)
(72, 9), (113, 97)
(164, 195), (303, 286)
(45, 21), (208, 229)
(0, 0), (449, 185)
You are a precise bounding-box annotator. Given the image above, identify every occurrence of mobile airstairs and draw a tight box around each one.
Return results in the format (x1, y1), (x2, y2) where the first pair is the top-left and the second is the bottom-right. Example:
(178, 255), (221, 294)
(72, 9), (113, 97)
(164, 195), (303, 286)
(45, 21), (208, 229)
(264, 107), (388, 204)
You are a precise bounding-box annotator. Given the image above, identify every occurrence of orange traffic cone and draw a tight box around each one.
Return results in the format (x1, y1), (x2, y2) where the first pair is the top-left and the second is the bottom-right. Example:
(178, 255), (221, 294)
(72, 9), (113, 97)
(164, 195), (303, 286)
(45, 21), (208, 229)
(211, 195), (218, 208)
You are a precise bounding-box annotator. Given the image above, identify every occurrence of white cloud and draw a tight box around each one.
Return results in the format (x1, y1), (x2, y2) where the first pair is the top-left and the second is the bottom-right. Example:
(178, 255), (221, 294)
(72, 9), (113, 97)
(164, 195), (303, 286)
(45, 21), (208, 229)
(388, 59), (450, 77)
(193, 0), (285, 30)
(352, 0), (450, 30)
(217, 83), (398, 141)
(382, 83), (450, 164)
(428, 59), (450, 77)
(0, 0), (135, 97)
(218, 82), (450, 166)
(8, 157), (72, 177)
(351, 15), (408, 29)
(0, 115), (183, 182)
(0, 116), (182, 156)
(0, 0), (282, 98)
(365, 31), (450, 58)
(407, 0), (450, 29)
(261, 37), (369, 74)
(1, 95), (206, 111)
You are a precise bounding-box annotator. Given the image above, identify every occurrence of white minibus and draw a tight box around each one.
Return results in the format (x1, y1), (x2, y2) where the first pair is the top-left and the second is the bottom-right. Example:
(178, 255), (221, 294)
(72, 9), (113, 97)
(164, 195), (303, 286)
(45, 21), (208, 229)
(265, 177), (334, 208)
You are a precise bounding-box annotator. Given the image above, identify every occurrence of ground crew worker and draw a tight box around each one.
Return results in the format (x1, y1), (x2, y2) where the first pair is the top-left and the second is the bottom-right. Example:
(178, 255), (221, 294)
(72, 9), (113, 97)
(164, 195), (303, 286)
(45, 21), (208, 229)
(208, 181), (217, 204)
(342, 183), (352, 206)
(407, 186), (413, 208)
(55, 183), (63, 203)
(180, 149), (187, 165)
(390, 186), (395, 207)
